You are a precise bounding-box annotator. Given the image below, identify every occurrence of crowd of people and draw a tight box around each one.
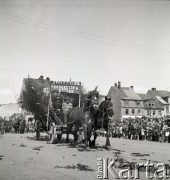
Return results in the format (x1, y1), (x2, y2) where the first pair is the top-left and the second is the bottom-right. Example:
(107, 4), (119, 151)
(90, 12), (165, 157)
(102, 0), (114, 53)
(0, 94), (73, 135)
(1, 108), (170, 144)
(109, 117), (170, 143)
(0, 118), (32, 134)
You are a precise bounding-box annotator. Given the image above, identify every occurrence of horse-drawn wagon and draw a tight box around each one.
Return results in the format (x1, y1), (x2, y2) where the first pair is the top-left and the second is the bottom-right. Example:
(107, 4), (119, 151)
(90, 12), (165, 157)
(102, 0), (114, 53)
(21, 76), (114, 148)
(36, 80), (83, 143)
(34, 79), (114, 148)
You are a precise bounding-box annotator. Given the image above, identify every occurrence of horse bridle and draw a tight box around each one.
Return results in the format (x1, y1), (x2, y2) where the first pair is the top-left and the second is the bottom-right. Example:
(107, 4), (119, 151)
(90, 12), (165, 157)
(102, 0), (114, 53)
(99, 102), (113, 115)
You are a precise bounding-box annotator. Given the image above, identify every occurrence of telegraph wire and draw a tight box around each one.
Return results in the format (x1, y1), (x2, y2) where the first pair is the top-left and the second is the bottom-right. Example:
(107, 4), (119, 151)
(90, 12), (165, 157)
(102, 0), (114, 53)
(0, 11), (169, 55)
(0, 13), (170, 56)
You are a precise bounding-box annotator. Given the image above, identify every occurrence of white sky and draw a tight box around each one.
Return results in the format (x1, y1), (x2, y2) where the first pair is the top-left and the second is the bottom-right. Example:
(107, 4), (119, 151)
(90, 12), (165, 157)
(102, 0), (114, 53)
(0, 0), (170, 103)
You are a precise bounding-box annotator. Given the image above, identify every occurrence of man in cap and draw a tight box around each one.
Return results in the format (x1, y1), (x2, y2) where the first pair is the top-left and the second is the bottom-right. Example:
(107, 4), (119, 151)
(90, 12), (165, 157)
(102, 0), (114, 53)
(62, 97), (73, 123)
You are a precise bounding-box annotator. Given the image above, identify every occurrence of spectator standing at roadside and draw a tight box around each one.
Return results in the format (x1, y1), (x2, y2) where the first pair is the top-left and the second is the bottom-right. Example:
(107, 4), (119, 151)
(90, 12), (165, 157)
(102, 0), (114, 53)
(0, 121), (5, 135)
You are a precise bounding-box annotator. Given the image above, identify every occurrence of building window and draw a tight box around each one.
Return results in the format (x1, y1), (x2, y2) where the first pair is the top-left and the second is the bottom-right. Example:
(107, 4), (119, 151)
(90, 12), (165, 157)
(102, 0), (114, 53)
(125, 109), (129, 115)
(149, 102), (154, 106)
(132, 109), (135, 114)
(153, 110), (156, 116)
(166, 107), (169, 114)
(125, 101), (129, 105)
(147, 110), (149, 115)
(138, 109), (141, 114)
(136, 101), (140, 105)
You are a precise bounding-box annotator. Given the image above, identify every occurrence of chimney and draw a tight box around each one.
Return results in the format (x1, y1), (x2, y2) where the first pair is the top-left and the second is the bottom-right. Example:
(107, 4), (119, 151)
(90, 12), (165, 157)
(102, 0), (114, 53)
(130, 86), (133, 89)
(151, 88), (156, 91)
(118, 81), (121, 89)
(114, 83), (117, 87)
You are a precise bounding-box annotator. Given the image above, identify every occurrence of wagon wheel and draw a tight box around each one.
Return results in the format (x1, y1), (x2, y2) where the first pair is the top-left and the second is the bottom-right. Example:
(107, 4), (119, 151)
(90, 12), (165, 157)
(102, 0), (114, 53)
(49, 134), (62, 143)
(50, 134), (57, 144)
(36, 120), (41, 140)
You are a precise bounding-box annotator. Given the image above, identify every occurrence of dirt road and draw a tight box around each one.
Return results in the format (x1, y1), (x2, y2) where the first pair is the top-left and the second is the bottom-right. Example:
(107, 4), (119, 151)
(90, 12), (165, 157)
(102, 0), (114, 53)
(0, 133), (170, 180)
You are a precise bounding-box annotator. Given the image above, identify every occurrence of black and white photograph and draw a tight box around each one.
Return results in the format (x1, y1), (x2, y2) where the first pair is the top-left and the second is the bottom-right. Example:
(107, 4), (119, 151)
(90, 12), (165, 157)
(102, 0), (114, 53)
(0, 0), (170, 179)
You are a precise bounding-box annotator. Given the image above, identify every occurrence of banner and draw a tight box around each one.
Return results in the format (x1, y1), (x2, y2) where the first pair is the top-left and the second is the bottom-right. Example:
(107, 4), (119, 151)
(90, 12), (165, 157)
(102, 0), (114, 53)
(43, 81), (81, 95)
(51, 81), (81, 94)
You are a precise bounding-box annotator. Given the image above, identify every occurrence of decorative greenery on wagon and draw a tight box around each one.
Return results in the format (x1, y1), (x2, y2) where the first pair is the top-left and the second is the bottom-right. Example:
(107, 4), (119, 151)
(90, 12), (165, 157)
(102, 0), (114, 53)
(18, 78), (48, 118)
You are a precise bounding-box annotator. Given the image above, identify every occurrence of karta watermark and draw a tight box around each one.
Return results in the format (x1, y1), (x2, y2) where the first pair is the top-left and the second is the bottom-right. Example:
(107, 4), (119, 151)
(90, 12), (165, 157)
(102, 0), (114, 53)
(97, 157), (170, 179)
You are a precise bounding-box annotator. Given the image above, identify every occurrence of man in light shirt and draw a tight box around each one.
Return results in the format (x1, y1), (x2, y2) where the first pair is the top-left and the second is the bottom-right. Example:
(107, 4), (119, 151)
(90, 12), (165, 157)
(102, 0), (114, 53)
(62, 97), (73, 123)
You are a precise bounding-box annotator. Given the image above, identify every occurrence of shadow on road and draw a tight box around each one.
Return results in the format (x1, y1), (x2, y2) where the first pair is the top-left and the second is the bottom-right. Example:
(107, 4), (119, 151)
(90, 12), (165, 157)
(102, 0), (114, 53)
(54, 163), (95, 172)
(26, 135), (50, 141)
(25, 135), (126, 153)
(131, 152), (150, 157)
(51, 139), (108, 152)
(0, 155), (4, 160)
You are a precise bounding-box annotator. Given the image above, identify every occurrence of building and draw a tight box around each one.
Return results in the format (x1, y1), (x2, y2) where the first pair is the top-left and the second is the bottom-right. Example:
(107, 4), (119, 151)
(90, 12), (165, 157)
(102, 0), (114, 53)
(138, 93), (164, 118)
(24, 113), (34, 124)
(147, 88), (170, 117)
(107, 81), (145, 121)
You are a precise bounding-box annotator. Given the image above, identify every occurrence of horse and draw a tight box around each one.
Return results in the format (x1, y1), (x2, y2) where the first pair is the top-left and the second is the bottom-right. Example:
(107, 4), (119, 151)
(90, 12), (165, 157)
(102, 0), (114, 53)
(92, 98), (114, 147)
(98, 99), (114, 129)
(66, 88), (99, 149)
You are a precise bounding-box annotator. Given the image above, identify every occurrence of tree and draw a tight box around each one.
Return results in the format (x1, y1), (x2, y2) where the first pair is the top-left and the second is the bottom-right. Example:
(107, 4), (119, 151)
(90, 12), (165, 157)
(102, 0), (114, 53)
(18, 78), (49, 120)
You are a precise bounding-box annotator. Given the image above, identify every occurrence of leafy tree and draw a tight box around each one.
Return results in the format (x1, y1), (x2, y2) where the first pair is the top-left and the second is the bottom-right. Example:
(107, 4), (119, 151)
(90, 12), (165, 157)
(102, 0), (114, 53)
(18, 78), (48, 119)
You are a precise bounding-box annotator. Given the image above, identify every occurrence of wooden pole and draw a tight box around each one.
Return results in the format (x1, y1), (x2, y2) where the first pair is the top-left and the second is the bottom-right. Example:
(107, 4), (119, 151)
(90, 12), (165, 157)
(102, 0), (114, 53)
(79, 94), (81, 108)
(47, 81), (51, 130)
(47, 104), (49, 130)
(105, 120), (111, 147)
(78, 83), (81, 108)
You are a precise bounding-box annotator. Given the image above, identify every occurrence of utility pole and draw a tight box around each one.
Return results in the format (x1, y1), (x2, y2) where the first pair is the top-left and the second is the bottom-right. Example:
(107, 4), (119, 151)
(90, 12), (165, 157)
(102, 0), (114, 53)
(149, 104), (152, 119)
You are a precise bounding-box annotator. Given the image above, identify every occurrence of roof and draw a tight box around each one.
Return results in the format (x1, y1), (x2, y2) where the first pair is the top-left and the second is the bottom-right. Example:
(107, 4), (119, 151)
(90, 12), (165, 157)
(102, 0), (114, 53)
(148, 90), (170, 98)
(138, 94), (164, 110)
(138, 94), (154, 100)
(156, 96), (168, 105)
(143, 101), (163, 110)
(111, 86), (142, 100)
